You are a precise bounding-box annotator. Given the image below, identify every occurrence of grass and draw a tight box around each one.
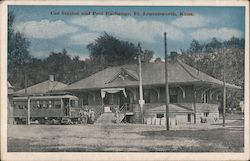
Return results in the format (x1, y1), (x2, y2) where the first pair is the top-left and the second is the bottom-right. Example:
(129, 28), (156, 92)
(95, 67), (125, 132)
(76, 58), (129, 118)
(7, 119), (244, 152)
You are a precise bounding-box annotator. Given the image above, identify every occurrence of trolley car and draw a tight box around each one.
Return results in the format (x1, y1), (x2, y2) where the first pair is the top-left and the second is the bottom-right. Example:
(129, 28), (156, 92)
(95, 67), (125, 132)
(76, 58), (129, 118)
(13, 94), (81, 124)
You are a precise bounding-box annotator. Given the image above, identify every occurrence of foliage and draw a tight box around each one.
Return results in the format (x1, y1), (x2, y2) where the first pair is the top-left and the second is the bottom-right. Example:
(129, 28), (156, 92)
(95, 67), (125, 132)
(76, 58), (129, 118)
(87, 32), (154, 71)
(8, 12), (32, 89)
(8, 28), (154, 90)
(154, 57), (163, 63)
(180, 37), (244, 111)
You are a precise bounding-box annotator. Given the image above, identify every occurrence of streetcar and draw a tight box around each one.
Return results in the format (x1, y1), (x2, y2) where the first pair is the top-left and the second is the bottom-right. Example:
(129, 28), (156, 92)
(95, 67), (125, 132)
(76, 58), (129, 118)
(12, 94), (81, 124)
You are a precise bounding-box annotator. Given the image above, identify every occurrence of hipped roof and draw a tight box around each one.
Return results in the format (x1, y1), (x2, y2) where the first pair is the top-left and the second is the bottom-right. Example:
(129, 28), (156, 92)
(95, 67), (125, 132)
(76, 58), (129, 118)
(14, 80), (67, 95)
(61, 59), (241, 91)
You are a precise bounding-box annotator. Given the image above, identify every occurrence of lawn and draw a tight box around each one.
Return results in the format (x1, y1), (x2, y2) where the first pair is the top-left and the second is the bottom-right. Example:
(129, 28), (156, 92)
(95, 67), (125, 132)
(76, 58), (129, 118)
(7, 120), (244, 152)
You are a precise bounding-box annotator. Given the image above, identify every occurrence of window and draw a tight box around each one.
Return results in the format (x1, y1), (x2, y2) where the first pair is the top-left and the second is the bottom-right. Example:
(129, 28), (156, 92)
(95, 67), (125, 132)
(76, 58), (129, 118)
(202, 90), (209, 103)
(204, 112), (209, 117)
(144, 89), (151, 103)
(82, 94), (89, 105)
(156, 113), (164, 118)
(55, 104), (61, 109)
(170, 95), (178, 103)
(70, 100), (78, 107)
(170, 88), (178, 103)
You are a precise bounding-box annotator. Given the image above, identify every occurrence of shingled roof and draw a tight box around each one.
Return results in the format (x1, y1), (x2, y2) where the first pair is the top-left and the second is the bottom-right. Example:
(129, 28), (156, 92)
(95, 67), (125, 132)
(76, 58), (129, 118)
(62, 59), (241, 91)
(14, 80), (67, 95)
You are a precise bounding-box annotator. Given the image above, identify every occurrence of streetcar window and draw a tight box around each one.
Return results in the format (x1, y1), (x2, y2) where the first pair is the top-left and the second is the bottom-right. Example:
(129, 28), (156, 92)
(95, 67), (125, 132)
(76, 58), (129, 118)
(55, 104), (61, 108)
(70, 100), (73, 107)
(70, 100), (77, 107)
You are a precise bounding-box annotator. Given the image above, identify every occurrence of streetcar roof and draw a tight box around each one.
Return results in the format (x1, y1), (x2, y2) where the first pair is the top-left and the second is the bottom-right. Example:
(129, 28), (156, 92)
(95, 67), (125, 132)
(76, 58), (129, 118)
(13, 95), (79, 101)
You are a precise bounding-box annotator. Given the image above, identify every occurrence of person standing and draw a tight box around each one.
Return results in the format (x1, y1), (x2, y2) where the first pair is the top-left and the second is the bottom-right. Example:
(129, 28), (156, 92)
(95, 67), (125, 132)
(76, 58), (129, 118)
(89, 109), (95, 124)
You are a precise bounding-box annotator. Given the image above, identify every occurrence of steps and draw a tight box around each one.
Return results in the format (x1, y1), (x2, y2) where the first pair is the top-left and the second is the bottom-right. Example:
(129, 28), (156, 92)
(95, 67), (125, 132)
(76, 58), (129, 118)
(94, 112), (127, 124)
(94, 112), (116, 124)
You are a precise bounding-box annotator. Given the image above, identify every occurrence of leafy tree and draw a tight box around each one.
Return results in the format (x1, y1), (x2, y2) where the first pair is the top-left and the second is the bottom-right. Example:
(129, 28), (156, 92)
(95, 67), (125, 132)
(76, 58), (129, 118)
(141, 49), (154, 63)
(154, 57), (162, 63)
(204, 38), (222, 52)
(87, 32), (154, 71)
(180, 37), (244, 113)
(187, 40), (203, 54)
(223, 37), (244, 49)
(45, 49), (72, 83)
(8, 11), (32, 90)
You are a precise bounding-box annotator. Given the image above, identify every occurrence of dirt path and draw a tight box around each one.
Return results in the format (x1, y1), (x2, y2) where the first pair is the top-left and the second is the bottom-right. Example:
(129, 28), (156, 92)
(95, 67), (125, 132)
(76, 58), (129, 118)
(7, 120), (244, 152)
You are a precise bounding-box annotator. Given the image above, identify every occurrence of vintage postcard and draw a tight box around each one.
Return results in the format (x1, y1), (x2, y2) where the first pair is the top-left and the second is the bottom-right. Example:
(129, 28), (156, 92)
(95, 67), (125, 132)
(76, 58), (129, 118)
(1, 0), (249, 161)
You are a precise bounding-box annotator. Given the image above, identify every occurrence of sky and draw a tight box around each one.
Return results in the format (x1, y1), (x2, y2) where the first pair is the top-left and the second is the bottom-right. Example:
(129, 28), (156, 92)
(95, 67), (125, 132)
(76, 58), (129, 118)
(9, 6), (245, 60)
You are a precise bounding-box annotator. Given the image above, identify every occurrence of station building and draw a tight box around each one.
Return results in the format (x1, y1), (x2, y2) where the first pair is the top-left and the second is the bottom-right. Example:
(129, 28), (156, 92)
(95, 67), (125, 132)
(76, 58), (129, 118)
(60, 59), (241, 125)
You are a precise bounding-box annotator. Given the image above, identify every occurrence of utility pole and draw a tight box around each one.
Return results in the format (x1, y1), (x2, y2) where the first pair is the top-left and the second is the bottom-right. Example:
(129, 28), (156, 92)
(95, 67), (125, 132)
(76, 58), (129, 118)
(27, 96), (30, 125)
(138, 43), (144, 124)
(223, 49), (226, 127)
(193, 88), (197, 124)
(25, 72), (27, 95)
(24, 72), (30, 125)
(164, 32), (170, 131)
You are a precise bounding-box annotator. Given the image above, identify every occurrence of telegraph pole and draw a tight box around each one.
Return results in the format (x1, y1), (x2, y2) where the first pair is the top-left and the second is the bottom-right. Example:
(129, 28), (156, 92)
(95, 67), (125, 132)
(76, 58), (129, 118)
(25, 72), (30, 125)
(223, 50), (226, 127)
(138, 43), (144, 124)
(164, 32), (170, 131)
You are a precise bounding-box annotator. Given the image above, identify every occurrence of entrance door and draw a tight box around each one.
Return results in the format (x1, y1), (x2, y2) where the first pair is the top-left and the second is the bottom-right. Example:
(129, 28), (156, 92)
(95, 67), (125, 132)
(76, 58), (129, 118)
(63, 98), (69, 116)
(187, 114), (191, 122)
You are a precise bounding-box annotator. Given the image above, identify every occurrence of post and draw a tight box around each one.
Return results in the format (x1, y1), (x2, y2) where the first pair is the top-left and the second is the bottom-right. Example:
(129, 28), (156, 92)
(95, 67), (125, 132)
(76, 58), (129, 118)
(25, 72), (27, 95)
(223, 59), (226, 127)
(125, 104), (127, 123)
(138, 43), (144, 124)
(27, 96), (30, 125)
(193, 87), (197, 124)
(164, 32), (170, 131)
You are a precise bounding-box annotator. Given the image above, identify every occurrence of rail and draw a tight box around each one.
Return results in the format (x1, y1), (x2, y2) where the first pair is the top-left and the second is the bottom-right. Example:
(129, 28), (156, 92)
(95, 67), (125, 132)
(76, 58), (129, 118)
(95, 106), (104, 121)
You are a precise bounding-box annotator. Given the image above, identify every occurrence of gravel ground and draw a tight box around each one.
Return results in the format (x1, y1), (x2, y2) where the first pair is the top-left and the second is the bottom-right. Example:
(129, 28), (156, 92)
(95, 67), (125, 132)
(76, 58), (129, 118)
(7, 119), (244, 152)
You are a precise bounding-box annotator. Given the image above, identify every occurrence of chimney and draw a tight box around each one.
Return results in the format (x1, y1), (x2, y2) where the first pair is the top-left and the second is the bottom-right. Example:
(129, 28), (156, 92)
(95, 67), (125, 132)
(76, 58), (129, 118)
(49, 75), (54, 82)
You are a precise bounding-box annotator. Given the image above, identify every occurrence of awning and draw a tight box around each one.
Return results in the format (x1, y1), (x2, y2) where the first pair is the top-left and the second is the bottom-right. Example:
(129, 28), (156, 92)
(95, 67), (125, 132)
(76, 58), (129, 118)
(101, 88), (127, 98)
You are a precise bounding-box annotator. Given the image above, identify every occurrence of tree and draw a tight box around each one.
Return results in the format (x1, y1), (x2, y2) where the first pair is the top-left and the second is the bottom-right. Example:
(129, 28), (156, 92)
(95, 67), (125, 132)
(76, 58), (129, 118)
(142, 49), (154, 63)
(154, 57), (162, 63)
(187, 40), (203, 54)
(204, 38), (222, 52)
(223, 37), (244, 49)
(45, 49), (72, 83)
(87, 32), (154, 70)
(8, 11), (32, 90)
(180, 37), (244, 113)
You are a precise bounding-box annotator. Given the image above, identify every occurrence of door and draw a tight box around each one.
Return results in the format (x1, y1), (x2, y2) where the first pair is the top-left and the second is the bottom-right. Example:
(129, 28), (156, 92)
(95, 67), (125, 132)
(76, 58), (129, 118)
(187, 114), (191, 122)
(63, 98), (69, 116)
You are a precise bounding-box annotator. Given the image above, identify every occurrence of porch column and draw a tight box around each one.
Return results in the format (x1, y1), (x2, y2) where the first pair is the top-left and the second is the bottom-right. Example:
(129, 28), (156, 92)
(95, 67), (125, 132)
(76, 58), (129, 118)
(27, 96), (30, 125)
(193, 86), (197, 124)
